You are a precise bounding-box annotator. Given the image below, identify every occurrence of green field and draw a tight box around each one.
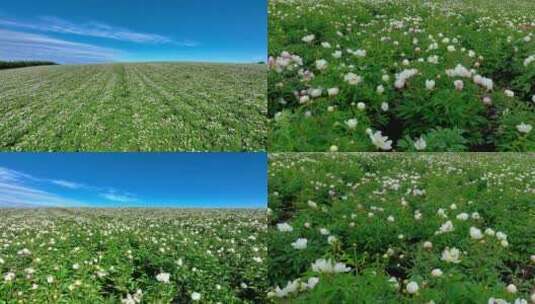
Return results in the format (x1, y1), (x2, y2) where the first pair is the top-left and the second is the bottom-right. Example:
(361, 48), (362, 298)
(268, 0), (535, 152)
(268, 153), (535, 303)
(0, 63), (266, 151)
(0, 208), (268, 303)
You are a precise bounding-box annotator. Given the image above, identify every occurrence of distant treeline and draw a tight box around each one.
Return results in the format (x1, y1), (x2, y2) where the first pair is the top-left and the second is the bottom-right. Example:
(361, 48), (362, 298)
(0, 61), (58, 70)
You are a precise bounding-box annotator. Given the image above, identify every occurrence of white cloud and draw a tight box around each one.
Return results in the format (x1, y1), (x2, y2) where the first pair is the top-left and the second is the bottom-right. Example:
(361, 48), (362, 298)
(0, 179), (84, 208)
(0, 29), (119, 63)
(51, 179), (84, 189)
(100, 192), (137, 203)
(0, 166), (135, 208)
(0, 16), (198, 46)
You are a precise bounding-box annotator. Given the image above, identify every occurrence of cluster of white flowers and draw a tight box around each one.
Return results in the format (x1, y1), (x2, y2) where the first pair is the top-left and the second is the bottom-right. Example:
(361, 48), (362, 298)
(441, 247), (461, 263)
(367, 129), (392, 150)
(156, 272), (170, 283)
(315, 59), (328, 71)
(414, 137), (427, 150)
(446, 64), (473, 78)
(121, 289), (143, 304)
(394, 69), (418, 89)
(268, 51), (303, 73)
(516, 122), (532, 134)
(473, 75), (494, 91)
(191, 292), (201, 301)
(291, 238), (308, 250)
(311, 258), (351, 273)
(488, 297), (530, 304)
(343, 72), (362, 85)
(277, 222), (293, 232)
(302, 34), (315, 43)
(347, 48), (367, 57)
(268, 277), (319, 298)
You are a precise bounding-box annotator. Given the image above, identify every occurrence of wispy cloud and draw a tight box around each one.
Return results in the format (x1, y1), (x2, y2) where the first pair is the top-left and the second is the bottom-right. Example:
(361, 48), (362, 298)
(0, 166), (137, 208)
(100, 192), (137, 203)
(0, 16), (198, 46)
(0, 29), (119, 63)
(0, 168), (85, 208)
(51, 179), (85, 189)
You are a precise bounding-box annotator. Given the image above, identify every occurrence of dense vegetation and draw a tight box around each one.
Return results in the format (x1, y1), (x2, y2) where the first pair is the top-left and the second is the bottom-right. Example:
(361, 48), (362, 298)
(268, 0), (535, 151)
(0, 61), (58, 70)
(268, 153), (535, 303)
(0, 62), (266, 151)
(0, 208), (268, 303)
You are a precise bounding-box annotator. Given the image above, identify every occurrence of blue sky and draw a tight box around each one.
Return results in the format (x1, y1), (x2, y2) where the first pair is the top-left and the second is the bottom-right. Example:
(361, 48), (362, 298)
(0, 153), (267, 208)
(0, 0), (266, 63)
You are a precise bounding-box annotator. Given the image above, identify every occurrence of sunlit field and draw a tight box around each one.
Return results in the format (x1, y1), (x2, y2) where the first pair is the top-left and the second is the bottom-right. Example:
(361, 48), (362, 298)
(0, 62), (266, 152)
(268, 0), (535, 152)
(268, 153), (534, 303)
(0, 208), (268, 303)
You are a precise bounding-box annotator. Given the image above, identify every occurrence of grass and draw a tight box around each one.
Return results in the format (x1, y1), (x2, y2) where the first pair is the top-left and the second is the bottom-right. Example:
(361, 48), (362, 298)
(267, 153), (535, 303)
(0, 208), (268, 303)
(0, 62), (267, 151)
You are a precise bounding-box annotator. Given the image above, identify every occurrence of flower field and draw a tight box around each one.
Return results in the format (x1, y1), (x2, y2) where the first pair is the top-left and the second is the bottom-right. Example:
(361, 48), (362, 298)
(268, 0), (535, 152)
(0, 63), (266, 151)
(0, 208), (268, 303)
(268, 153), (535, 303)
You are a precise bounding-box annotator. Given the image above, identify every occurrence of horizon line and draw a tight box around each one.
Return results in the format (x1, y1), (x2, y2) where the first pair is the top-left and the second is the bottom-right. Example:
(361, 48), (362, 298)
(0, 59), (267, 65)
(0, 206), (266, 209)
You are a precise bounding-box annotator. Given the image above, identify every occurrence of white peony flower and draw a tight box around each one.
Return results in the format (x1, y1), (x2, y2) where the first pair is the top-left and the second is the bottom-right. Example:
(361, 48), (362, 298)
(438, 220), (454, 234)
(302, 277), (319, 289)
(311, 258), (350, 273)
(4, 272), (15, 282)
(191, 292), (201, 301)
(431, 269), (443, 277)
(344, 72), (362, 85)
(310, 88), (322, 98)
(291, 238), (308, 250)
(156, 272), (170, 283)
(516, 122), (532, 134)
(367, 130), (392, 150)
(345, 118), (358, 129)
(441, 247), (461, 263)
(377, 85), (385, 94)
(414, 137), (426, 151)
(315, 59), (328, 70)
(327, 87), (339, 96)
(277, 222), (293, 232)
(470, 227), (484, 240)
(302, 34), (315, 43)
(425, 79), (436, 90)
(406, 281), (419, 294)
(332, 50), (342, 58)
(327, 235), (337, 245)
(506, 284), (518, 294)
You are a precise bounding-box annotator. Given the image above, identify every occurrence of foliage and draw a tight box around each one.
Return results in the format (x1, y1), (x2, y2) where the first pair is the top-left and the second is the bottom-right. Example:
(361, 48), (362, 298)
(268, 153), (535, 303)
(0, 62), (267, 151)
(0, 208), (268, 303)
(268, 0), (535, 151)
